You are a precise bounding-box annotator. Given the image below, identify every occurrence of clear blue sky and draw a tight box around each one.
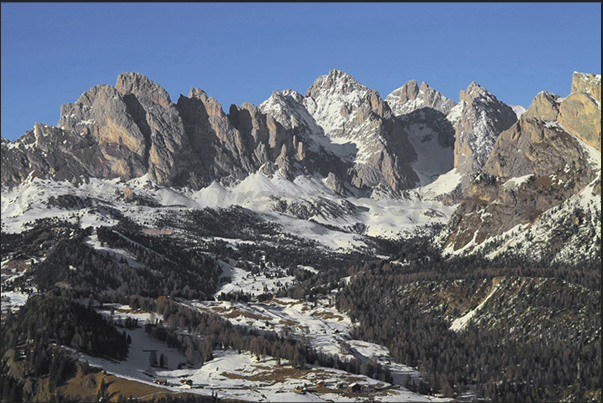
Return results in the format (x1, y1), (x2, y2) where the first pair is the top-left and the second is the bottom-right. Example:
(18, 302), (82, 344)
(2, 2), (601, 141)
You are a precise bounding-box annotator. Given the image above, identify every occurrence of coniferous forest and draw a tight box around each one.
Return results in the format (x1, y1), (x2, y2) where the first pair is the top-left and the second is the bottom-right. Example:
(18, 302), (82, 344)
(1, 213), (600, 402)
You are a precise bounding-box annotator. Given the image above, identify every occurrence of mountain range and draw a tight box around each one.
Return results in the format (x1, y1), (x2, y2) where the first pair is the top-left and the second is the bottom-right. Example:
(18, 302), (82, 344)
(2, 69), (600, 263)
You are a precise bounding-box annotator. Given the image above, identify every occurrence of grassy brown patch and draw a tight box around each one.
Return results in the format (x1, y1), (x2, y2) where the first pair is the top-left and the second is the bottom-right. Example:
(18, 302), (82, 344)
(208, 305), (230, 313)
(272, 299), (303, 306)
(313, 311), (345, 321)
(2, 259), (30, 271)
(57, 368), (199, 402)
(220, 366), (307, 383)
(221, 309), (272, 321)
(279, 319), (297, 326)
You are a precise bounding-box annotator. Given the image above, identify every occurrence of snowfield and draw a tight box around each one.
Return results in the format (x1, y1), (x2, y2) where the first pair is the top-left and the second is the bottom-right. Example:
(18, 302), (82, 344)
(1, 163), (455, 248)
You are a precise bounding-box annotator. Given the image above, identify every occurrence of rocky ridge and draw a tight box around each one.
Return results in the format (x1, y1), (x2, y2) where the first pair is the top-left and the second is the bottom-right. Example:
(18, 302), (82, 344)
(385, 80), (457, 116)
(1, 70), (522, 199)
(437, 72), (601, 264)
(2, 70), (430, 195)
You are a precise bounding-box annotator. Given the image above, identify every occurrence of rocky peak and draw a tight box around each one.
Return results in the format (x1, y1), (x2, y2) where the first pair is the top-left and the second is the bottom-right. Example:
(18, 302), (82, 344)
(57, 83), (147, 158)
(303, 69), (393, 137)
(301, 70), (418, 191)
(571, 71), (601, 103)
(559, 72), (601, 150)
(419, 82), (457, 115)
(386, 80), (456, 116)
(522, 91), (562, 120)
(382, 79), (458, 189)
(116, 72), (172, 107)
(260, 89), (315, 133)
(390, 80), (420, 103)
(448, 81), (517, 188)
(305, 69), (364, 98)
(188, 88), (227, 118)
(259, 88), (356, 186)
(521, 73), (600, 151)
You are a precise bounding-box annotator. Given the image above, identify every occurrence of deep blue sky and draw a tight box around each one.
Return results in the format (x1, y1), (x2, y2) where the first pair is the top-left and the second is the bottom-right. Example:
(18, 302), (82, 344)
(2, 2), (601, 141)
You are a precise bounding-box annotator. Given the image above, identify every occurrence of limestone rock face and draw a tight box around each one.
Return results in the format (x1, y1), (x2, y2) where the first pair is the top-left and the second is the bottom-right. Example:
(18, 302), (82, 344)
(524, 73), (601, 151)
(57, 82), (149, 180)
(178, 88), (294, 187)
(303, 69), (419, 192)
(443, 118), (596, 251)
(522, 91), (562, 121)
(448, 82), (518, 188)
(558, 72), (601, 150)
(174, 88), (243, 188)
(114, 72), (190, 185)
(259, 88), (354, 187)
(438, 72), (600, 258)
(571, 71), (601, 103)
(1, 124), (99, 187)
(326, 172), (345, 196)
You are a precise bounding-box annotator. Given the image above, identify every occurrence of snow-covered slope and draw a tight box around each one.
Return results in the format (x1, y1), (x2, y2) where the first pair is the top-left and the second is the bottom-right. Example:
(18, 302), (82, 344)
(73, 299), (449, 403)
(2, 158), (456, 250)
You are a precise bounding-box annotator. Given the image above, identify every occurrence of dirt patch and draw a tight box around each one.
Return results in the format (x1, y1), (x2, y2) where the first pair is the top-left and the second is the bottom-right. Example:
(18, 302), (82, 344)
(272, 299), (303, 306)
(191, 305), (216, 315)
(208, 306), (231, 314)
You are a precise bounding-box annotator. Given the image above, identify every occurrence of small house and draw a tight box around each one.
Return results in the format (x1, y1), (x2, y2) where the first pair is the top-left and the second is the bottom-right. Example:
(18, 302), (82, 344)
(348, 382), (361, 392)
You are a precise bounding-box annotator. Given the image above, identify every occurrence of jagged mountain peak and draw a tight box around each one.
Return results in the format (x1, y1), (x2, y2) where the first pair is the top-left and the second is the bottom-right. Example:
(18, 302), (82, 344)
(188, 87), (208, 99)
(187, 87), (227, 118)
(394, 80), (420, 102)
(270, 88), (304, 102)
(523, 91), (562, 120)
(303, 69), (391, 136)
(116, 72), (169, 99)
(448, 81), (518, 188)
(260, 89), (317, 133)
(305, 69), (373, 101)
(386, 80), (456, 116)
(461, 81), (497, 105)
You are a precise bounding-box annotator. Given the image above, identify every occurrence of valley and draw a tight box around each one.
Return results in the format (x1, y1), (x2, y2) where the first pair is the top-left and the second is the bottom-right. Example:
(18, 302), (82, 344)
(1, 69), (600, 402)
